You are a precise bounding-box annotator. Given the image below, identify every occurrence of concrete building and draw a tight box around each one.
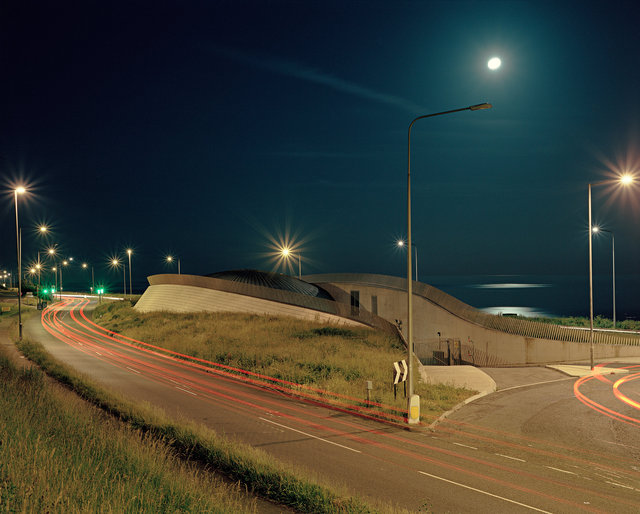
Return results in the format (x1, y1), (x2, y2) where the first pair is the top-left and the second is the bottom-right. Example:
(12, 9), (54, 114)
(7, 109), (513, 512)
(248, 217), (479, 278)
(136, 271), (640, 366)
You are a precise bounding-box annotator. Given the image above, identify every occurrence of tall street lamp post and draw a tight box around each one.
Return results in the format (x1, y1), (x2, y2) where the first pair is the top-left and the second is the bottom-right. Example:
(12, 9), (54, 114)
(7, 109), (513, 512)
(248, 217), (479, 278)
(14, 186), (26, 339)
(82, 262), (95, 293)
(406, 102), (492, 424)
(397, 240), (419, 282)
(281, 247), (301, 279)
(166, 255), (181, 274)
(126, 249), (133, 298)
(111, 259), (126, 296)
(592, 226), (616, 328)
(588, 174), (633, 369)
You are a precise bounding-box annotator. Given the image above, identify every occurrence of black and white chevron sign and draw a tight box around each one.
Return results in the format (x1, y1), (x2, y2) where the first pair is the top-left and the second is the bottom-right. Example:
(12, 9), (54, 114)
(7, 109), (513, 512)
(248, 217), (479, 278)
(393, 359), (408, 384)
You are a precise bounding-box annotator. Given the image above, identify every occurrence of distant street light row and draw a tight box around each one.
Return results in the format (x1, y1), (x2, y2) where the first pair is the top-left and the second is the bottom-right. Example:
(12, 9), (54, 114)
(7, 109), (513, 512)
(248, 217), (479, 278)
(7, 186), (185, 310)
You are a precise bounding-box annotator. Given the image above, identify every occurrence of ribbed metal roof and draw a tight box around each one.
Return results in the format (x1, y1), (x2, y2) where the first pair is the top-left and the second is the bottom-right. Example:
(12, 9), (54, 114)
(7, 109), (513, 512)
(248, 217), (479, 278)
(206, 269), (334, 300)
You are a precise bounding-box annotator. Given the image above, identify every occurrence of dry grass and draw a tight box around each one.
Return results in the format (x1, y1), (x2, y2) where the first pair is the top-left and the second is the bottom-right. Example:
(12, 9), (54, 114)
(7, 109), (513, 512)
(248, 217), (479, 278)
(95, 302), (475, 421)
(0, 345), (256, 513)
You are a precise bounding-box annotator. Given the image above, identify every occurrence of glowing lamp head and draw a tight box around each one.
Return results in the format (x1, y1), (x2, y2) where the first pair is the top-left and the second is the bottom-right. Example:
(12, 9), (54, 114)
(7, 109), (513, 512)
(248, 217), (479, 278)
(127, 249), (133, 256)
(281, 247), (290, 257)
(166, 256), (173, 263)
(487, 57), (502, 70)
(112, 259), (119, 266)
(592, 226), (600, 234)
(82, 263), (88, 269)
(15, 186), (26, 194)
(39, 225), (48, 233)
(397, 240), (405, 247)
(620, 174), (634, 186)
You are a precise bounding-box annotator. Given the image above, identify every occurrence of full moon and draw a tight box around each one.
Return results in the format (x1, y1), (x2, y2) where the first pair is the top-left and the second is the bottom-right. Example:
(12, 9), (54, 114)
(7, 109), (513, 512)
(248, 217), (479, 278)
(488, 57), (502, 70)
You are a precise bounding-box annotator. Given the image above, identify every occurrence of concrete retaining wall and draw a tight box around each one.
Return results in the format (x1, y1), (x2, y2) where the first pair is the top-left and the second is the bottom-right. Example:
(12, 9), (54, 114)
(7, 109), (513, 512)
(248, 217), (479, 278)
(304, 273), (640, 366)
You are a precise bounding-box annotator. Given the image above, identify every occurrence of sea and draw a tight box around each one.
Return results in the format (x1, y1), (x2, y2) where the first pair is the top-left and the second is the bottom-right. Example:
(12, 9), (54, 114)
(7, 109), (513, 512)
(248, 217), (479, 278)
(423, 274), (640, 320)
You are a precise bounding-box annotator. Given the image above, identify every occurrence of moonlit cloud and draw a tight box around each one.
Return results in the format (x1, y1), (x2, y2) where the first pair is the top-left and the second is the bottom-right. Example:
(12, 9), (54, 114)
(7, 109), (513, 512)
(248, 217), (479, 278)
(213, 46), (423, 113)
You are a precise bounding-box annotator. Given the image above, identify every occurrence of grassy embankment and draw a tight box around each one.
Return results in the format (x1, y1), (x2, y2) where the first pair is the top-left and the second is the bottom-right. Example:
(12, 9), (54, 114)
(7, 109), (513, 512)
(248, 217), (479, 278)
(0, 303), (398, 513)
(0, 312), (256, 513)
(93, 301), (475, 420)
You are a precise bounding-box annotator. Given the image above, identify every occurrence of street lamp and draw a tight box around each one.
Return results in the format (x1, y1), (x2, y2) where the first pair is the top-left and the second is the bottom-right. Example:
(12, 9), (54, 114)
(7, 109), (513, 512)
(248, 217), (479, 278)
(592, 226), (616, 328)
(406, 102), (492, 424)
(281, 247), (301, 279)
(126, 249), (133, 298)
(397, 239), (419, 282)
(14, 186), (26, 339)
(111, 258), (126, 296)
(82, 262), (95, 293)
(166, 255), (181, 274)
(588, 174), (634, 369)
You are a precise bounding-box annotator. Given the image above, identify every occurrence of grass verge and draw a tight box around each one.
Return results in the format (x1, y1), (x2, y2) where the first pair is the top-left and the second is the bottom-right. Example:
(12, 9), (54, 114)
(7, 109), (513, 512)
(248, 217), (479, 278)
(93, 301), (475, 421)
(0, 342), (255, 513)
(12, 334), (381, 513)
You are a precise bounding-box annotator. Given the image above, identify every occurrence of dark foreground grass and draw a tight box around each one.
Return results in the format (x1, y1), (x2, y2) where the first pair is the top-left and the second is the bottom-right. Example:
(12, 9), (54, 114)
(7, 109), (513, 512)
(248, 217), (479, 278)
(13, 336), (382, 513)
(94, 301), (475, 420)
(0, 345), (255, 513)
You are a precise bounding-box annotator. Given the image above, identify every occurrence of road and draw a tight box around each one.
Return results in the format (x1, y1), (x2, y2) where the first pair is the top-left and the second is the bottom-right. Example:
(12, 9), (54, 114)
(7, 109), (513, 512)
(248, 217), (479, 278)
(26, 297), (640, 513)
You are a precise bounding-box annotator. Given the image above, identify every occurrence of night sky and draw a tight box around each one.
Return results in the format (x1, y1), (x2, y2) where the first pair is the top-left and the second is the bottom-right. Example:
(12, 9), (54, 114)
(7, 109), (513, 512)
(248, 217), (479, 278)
(2, 1), (640, 315)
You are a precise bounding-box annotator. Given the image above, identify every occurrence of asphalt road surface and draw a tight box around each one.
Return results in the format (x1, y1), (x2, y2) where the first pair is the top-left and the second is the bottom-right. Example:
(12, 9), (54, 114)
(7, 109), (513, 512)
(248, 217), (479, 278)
(25, 298), (640, 513)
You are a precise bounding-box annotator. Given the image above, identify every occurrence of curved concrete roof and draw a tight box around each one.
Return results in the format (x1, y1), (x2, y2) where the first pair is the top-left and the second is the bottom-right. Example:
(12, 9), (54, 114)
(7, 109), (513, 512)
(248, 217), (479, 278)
(207, 269), (333, 300)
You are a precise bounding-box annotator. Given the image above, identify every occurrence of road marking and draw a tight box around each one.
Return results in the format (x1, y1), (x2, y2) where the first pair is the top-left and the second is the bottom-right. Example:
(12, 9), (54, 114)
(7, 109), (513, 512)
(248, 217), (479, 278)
(417, 471), (552, 513)
(95, 351), (102, 356)
(258, 417), (361, 453)
(605, 481), (634, 490)
(602, 440), (640, 451)
(175, 386), (197, 396)
(547, 466), (576, 475)
(453, 442), (478, 450)
(496, 453), (526, 462)
(126, 367), (140, 374)
(497, 377), (574, 393)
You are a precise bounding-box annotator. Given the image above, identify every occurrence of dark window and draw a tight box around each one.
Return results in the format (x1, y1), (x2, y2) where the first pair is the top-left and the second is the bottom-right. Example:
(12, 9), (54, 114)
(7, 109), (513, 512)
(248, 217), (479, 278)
(350, 290), (360, 315)
(371, 295), (378, 315)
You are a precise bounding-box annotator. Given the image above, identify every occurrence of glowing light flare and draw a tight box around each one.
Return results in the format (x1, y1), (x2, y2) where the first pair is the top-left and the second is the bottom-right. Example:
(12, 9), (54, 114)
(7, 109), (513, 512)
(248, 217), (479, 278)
(487, 57), (502, 70)
(620, 174), (634, 186)
(15, 186), (26, 194)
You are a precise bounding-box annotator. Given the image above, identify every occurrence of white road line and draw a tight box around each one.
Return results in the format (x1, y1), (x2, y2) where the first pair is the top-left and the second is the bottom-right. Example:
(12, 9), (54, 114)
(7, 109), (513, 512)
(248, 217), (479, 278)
(258, 417), (361, 453)
(547, 466), (576, 475)
(175, 386), (197, 396)
(126, 367), (140, 374)
(605, 481), (634, 490)
(95, 351), (102, 356)
(418, 471), (552, 513)
(453, 442), (478, 450)
(602, 440), (640, 450)
(497, 377), (574, 393)
(496, 453), (526, 462)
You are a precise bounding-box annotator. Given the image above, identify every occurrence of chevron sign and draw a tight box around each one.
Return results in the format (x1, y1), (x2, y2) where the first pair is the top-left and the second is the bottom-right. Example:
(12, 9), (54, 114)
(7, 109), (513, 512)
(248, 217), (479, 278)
(393, 359), (408, 384)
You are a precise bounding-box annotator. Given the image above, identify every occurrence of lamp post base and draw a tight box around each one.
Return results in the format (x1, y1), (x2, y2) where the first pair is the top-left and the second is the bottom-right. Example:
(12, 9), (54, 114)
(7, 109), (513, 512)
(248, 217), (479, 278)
(408, 394), (420, 424)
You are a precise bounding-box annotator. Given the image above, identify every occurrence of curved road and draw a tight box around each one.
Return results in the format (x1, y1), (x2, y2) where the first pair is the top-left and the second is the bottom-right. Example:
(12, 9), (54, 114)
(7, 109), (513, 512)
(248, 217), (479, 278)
(25, 298), (640, 513)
